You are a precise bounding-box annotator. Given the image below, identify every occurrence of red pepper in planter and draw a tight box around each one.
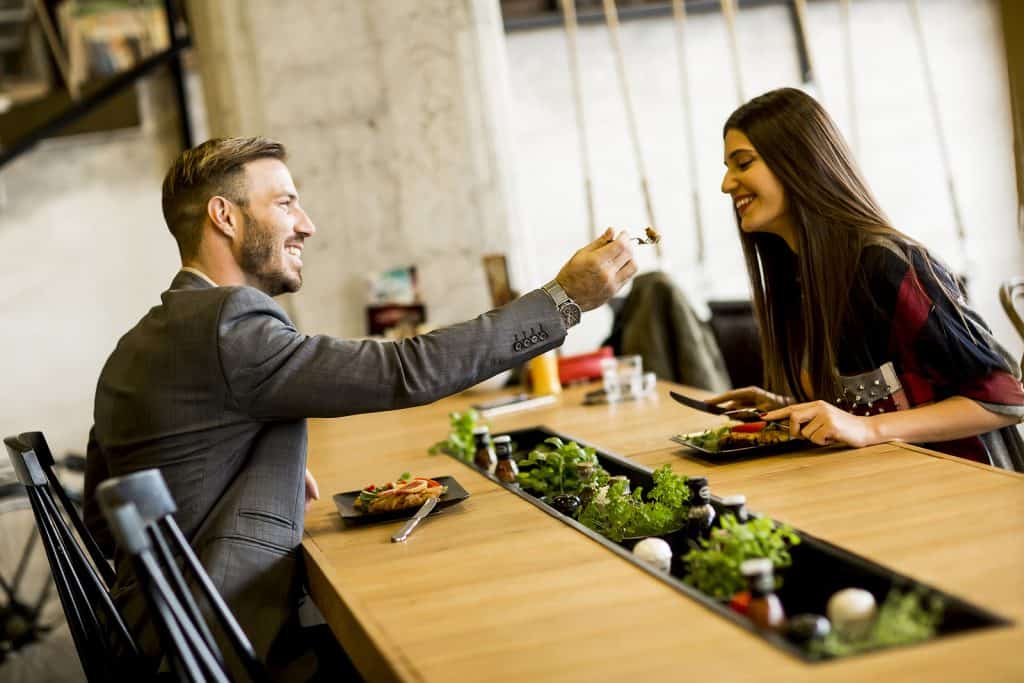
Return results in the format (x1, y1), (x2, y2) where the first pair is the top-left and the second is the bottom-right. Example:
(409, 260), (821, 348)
(729, 591), (751, 615)
(731, 421), (767, 433)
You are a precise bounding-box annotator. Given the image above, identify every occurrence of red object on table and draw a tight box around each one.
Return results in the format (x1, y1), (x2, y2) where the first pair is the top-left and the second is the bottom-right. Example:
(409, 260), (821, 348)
(729, 591), (751, 615)
(558, 347), (614, 385)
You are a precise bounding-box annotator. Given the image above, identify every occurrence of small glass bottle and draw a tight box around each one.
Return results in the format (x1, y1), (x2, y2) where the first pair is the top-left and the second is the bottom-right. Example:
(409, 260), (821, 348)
(720, 494), (749, 524)
(493, 435), (518, 484)
(741, 558), (786, 630)
(472, 426), (496, 473)
(686, 476), (716, 543)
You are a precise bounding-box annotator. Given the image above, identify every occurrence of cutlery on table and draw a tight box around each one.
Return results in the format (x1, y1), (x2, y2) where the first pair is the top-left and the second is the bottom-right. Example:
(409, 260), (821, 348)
(391, 496), (439, 543)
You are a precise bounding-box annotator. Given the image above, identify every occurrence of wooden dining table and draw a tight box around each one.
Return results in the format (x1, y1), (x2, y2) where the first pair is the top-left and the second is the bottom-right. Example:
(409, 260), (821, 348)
(301, 381), (1024, 682)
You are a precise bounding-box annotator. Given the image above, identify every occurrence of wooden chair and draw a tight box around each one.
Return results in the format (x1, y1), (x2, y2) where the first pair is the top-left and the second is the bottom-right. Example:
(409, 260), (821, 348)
(97, 468), (269, 683)
(3, 434), (137, 681)
(999, 277), (1024, 372)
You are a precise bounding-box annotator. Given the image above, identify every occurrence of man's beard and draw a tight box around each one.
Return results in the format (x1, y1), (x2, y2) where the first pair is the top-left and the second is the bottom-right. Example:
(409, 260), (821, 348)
(238, 207), (302, 297)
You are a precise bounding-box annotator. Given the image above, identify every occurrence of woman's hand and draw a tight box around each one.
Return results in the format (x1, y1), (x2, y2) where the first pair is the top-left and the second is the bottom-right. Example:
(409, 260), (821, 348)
(305, 468), (321, 510)
(705, 386), (792, 412)
(762, 400), (877, 448)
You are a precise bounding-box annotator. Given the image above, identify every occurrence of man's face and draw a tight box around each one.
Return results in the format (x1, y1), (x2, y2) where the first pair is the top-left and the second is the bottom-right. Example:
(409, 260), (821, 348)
(236, 158), (316, 296)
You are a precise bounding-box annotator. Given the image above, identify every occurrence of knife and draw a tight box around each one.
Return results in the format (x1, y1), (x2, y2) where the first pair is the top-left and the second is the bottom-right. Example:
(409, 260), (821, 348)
(668, 390), (764, 423)
(391, 496), (439, 543)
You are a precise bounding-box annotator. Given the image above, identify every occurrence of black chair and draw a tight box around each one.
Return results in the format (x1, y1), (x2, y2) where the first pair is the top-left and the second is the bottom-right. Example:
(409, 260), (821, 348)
(3, 434), (138, 681)
(18, 431), (116, 588)
(707, 300), (764, 390)
(97, 469), (269, 683)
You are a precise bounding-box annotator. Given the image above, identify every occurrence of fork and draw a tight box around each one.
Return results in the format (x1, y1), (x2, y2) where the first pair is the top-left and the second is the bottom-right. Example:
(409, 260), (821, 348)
(609, 227), (659, 245)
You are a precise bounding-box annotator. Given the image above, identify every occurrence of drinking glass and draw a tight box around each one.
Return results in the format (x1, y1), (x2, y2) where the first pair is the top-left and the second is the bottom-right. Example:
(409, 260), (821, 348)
(601, 355), (643, 402)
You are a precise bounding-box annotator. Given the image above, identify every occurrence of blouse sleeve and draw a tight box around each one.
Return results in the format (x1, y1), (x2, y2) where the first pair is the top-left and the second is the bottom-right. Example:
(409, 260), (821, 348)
(877, 246), (1024, 417)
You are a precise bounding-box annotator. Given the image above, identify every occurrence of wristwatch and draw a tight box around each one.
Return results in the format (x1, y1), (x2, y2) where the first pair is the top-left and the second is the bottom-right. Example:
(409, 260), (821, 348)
(542, 279), (582, 329)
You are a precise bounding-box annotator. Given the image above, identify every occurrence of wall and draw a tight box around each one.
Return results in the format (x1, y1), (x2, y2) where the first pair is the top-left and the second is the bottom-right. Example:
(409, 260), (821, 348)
(186, 0), (526, 336)
(0, 76), (187, 457)
(505, 0), (1024, 360)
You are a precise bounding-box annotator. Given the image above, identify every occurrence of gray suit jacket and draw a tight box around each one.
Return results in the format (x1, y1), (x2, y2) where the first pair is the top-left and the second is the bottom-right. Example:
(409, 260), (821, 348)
(84, 270), (564, 671)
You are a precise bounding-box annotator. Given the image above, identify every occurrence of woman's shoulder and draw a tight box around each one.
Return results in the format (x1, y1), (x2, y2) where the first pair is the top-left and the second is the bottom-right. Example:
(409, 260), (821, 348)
(859, 239), (959, 302)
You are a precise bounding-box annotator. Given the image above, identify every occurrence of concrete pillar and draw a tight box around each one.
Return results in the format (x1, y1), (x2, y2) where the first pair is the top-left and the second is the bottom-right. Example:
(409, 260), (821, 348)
(185, 0), (523, 336)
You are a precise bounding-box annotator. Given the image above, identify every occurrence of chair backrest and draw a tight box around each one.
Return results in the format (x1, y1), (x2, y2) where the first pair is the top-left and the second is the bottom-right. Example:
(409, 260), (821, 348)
(3, 434), (137, 682)
(1000, 277), (1024, 372)
(97, 469), (269, 683)
(18, 431), (116, 588)
(707, 299), (765, 390)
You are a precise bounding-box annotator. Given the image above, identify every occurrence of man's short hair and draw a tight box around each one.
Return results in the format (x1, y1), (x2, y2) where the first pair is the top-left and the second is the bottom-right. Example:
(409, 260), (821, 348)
(161, 137), (287, 259)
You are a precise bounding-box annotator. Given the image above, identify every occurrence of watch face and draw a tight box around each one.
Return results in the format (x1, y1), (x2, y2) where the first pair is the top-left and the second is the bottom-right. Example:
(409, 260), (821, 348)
(562, 302), (582, 328)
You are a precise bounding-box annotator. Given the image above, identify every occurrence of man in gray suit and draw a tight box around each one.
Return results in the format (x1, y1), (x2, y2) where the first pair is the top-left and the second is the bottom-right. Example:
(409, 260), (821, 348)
(83, 137), (636, 677)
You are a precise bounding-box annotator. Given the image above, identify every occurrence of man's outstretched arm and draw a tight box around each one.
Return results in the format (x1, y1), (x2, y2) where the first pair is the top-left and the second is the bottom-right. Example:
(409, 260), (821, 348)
(219, 230), (637, 420)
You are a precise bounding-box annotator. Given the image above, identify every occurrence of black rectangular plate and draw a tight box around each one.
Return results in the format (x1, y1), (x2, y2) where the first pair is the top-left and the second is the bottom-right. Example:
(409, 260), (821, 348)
(333, 476), (470, 525)
(670, 433), (813, 459)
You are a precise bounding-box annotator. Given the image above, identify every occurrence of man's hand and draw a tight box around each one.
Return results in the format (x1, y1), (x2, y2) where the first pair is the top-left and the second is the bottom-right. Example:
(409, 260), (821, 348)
(761, 400), (877, 448)
(304, 468), (320, 510)
(555, 228), (637, 311)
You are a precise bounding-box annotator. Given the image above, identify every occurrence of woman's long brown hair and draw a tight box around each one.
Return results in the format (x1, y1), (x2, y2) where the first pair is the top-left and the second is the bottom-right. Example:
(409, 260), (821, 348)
(724, 88), (955, 401)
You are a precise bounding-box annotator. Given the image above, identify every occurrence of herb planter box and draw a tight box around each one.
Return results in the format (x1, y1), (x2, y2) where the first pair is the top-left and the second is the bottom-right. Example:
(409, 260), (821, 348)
(446, 425), (1010, 662)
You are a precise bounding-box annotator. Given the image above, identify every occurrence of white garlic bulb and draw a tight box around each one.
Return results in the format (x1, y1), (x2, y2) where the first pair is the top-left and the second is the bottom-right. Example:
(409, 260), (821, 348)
(632, 537), (672, 573)
(826, 588), (877, 640)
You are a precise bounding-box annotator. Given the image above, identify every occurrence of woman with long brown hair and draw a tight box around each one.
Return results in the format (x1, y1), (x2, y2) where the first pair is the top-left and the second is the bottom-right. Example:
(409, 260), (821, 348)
(708, 87), (1024, 469)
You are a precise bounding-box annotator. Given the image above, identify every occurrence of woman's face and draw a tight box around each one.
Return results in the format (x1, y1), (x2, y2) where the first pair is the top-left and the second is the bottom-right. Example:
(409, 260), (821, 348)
(721, 128), (795, 247)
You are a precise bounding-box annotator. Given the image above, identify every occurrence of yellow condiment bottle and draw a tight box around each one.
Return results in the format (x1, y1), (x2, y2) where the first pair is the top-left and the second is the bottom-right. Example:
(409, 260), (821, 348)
(527, 350), (562, 395)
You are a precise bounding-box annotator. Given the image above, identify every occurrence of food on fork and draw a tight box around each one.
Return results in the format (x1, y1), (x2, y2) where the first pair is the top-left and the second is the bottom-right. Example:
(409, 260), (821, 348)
(354, 474), (447, 513)
(607, 227), (662, 245)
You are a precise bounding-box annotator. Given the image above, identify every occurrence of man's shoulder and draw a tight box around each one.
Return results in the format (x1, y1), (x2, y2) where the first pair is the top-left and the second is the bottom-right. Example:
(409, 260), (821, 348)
(160, 282), (284, 321)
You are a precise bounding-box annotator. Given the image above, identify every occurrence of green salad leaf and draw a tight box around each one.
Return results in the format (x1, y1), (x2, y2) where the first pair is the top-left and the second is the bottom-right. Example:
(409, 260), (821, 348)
(683, 425), (731, 452)
(428, 410), (484, 462)
(577, 465), (690, 542)
(682, 514), (801, 601)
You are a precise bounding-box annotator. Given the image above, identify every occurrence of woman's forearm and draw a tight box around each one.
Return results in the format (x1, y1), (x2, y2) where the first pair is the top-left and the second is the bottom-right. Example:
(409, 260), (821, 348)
(867, 396), (1020, 444)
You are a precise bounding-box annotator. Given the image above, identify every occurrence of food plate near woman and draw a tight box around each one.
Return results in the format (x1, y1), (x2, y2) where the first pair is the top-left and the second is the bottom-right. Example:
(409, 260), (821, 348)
(671, 421), (814, 459)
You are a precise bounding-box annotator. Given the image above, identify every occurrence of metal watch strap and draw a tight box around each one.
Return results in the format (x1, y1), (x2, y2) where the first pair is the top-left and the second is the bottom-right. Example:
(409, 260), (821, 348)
(542, 280), (581, 329)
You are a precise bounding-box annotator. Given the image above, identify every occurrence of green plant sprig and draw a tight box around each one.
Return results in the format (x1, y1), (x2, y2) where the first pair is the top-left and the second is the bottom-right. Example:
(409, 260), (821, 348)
(428, 410), (484, 463)
(682, 514), (800, 601)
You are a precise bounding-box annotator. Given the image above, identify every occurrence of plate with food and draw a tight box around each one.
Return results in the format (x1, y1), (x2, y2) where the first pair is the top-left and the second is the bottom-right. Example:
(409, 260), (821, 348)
(671, 421), (809, 459)
(333, 473), (470, 524)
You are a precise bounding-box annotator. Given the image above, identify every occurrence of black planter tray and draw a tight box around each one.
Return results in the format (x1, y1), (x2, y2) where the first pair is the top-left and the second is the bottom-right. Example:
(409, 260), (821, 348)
(442, 426), (1010, 663)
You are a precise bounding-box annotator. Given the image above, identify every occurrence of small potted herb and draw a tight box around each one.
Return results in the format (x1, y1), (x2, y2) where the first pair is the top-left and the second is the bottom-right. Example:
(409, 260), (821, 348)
(577, 465), (690, 543)
(516, 437), (608, 502)
(682, 514), (800, 601)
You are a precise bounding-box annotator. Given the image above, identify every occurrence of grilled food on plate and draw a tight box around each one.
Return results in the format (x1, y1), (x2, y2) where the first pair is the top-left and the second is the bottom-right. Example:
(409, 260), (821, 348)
(354, 475), (447, 513)
(681, 421), (794, 452)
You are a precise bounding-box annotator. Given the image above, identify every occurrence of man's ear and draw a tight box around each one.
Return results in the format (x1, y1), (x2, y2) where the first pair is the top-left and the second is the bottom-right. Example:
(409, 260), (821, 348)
(207, 196), (240, 239)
